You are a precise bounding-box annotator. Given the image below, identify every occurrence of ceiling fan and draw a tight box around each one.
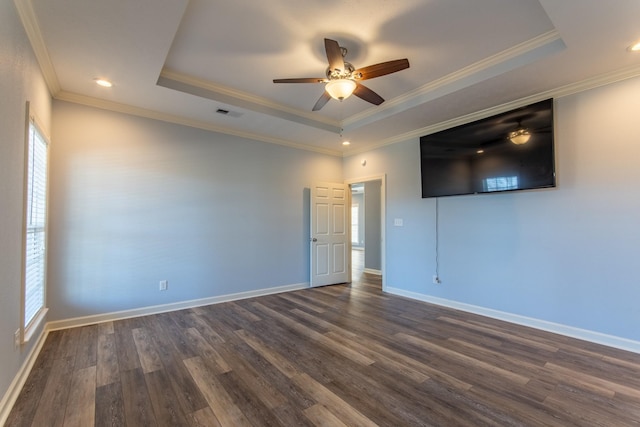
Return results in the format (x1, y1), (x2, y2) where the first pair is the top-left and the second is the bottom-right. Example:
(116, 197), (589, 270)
(273, 38), (410, 111)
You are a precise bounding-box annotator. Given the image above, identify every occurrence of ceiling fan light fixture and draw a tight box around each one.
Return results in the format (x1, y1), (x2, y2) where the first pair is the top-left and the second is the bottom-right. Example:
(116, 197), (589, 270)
(325, 79), (356, 101)
(509, 128), (531, 145)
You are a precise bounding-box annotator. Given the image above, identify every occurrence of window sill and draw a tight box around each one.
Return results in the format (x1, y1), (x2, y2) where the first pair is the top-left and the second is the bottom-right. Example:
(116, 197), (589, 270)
(24, 307), (48, 343)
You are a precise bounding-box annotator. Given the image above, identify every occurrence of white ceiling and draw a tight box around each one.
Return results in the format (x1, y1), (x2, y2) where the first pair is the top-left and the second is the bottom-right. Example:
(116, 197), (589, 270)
(17, 0), (640, 156)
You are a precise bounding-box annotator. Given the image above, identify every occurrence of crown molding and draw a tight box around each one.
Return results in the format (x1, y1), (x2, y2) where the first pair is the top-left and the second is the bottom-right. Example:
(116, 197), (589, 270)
(343, 63), (640, 157)
(55, 91), (343, 157)
(158, 69), (341, 134)
(343, 30), (564, 132)
(13, 0), (60, 95)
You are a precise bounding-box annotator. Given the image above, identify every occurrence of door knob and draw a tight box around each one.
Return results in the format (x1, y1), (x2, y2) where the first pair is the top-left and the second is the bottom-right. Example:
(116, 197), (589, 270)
(311, 238), (318, 242)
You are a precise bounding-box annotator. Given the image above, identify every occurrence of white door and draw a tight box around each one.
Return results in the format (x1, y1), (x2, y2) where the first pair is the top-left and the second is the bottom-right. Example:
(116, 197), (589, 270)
(310, 182), (350, 287)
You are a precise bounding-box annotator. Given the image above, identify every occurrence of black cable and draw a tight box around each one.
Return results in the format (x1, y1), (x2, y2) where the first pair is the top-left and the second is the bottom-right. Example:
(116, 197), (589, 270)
(435, 197), (439, 280)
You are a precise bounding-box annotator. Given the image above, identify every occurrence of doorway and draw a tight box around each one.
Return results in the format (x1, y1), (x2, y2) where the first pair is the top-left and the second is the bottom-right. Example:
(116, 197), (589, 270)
(348, 176), (385, 289)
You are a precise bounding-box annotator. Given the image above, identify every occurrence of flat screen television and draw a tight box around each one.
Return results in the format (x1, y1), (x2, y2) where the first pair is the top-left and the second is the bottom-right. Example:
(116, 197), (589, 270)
(420, 99), (555, 198)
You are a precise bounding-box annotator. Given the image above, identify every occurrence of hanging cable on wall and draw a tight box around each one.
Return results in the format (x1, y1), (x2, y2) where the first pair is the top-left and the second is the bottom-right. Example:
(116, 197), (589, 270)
(434, 197), (441, 284)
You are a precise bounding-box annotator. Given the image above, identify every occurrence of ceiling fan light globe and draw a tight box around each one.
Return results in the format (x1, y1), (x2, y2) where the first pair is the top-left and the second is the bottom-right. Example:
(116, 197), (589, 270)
(509, 128), (531, 145)
(326, 79), (356, 101)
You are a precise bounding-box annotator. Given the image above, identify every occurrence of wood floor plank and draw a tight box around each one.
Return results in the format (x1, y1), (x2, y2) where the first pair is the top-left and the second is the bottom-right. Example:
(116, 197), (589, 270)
(395, 332), (531, 385)
(545, 362), (640, 399)
(278, 293), (327, 313)
(234, 329), (302, 379)
(227, 301), (262, 322)
(303, 404), (350, 427)
(95, 382), (126, 427)
(97, 321), (114, 335)
(155, 313), (200, 360)
(96, 333), (119, 387)
(3, 332), (58, 427)
(188, 407), (222, 427)
(216, 370), (286, 426)
(30, 355), (75, 427)
(233, 329), (318, 411)
(144, 369), (191, 427)
(270, 404), (317, 427)
(439, 315), (560, 354)
(325, 326), (473, 392)
(183, 327), (231, 373)
(252, 301), (376, 366)
(62, 365), (96, 427)
(186, 312), (226, 345)
(140, 316), (210, 415)
(325, 331), (429, 383)
(544, 382), (640, 427)
(74, 325), (98, 369)
(113, 319), (141, 372)
(53, 328), (82, 360)
(120, 368), (158, 426)
(132, 327), (164, 373)
(215, 337), (289, 410)
(290, 373), (378, 427)
(183, 356), (253, 426)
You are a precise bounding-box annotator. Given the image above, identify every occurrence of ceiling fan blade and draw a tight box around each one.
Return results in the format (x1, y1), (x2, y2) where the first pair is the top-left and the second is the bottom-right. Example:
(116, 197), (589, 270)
(324, 38), (345, 72)
(354, 59), (410, 80)
(273, 78), (326, 84)
(353, 83), (384, 105)
(312, 91), (332, 111)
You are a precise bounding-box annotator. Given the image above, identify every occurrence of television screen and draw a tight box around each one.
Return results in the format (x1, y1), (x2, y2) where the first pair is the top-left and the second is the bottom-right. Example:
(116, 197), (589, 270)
(420, 99), (555, 198)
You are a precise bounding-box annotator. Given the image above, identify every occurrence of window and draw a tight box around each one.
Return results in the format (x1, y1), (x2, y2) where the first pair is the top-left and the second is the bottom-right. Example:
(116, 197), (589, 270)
(351, 204), (359, 244)
(483, 176), (519, 192)
(22, 103), (49, 341)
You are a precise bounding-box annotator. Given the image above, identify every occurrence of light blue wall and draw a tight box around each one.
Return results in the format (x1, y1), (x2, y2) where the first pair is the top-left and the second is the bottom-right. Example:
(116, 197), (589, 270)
(48, 101), (343, 320)
(0, 0), (52, 412)
(344, 76), (640, 342)
(364, 180), (382, 271)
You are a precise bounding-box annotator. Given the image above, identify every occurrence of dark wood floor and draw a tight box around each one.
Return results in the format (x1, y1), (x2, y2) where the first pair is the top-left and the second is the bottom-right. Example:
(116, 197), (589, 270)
(7, 252), (640, 426)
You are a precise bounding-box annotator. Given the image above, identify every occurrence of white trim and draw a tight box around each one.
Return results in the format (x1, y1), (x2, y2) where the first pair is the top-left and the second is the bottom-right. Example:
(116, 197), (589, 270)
(23, 307), (48, 343)
(21, 103), (50, 344)
(13, 0), (60, 95)
(0, 327), (48, 426)
(47, 282), (308, 331)
(363, 268), (382, 276)
(386, 287), (640, 355)
(343, 30), (564, 133)
(343, 63), (640, 157)
(54, 91), (343, 157)
(158, 69), (341, 134)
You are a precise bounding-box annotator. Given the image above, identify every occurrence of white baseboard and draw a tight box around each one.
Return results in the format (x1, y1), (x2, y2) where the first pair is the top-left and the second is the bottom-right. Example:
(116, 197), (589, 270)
(386, 286), (640, 354)
(0, 327), (49, 426)
(48, 282), (309, 331)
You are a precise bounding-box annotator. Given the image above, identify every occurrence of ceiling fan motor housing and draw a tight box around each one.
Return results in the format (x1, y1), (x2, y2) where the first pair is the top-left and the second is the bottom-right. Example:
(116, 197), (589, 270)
(327, 61), (355, 81)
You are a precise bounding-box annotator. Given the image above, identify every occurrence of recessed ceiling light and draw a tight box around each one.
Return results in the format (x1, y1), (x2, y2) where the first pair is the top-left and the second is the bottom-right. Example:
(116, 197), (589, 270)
(477, 149), (484, 154)
(628, 41), (640, 52)
(342, 141), (351, 146)
(94, 78), (113, 88)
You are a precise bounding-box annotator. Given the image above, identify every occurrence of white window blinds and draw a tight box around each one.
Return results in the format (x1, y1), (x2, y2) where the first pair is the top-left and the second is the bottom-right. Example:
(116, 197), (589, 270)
(24, 117), (48, 328)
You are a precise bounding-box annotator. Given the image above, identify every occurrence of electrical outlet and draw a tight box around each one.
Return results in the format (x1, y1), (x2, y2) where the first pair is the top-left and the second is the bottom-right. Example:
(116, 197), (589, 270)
(159, 280), (168, 291)
(432, 275), (441, 284)
(14, 329), (21, 348)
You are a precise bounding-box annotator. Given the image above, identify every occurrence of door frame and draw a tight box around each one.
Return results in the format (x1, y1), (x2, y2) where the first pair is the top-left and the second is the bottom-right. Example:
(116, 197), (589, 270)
(345, 174), (386, 291)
